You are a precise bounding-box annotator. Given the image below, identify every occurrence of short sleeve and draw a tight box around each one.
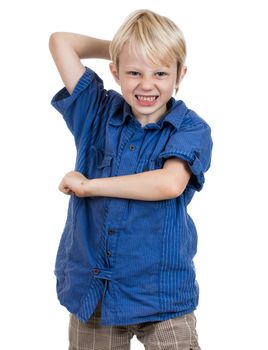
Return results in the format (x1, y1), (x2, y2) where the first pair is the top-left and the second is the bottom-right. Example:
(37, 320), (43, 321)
(159, 119), (213, 191)
(51, 67), (107, 145)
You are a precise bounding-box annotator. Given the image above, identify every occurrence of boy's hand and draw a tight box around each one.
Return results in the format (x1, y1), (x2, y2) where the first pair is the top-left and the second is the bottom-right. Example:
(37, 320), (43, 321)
(59, 171), (91, 197)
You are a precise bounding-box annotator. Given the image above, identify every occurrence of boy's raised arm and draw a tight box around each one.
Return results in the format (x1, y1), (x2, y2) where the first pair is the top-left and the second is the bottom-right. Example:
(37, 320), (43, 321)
(49, 32), (111, 94)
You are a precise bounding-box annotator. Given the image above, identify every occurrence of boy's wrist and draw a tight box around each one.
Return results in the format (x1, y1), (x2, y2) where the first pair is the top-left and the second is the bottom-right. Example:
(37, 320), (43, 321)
(85, 177), (111, 198)
(84, 178), (97, 197)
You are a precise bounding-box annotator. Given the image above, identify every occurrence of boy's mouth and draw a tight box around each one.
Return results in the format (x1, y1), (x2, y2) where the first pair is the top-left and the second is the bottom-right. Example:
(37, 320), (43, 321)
(135, 95), (159, 106)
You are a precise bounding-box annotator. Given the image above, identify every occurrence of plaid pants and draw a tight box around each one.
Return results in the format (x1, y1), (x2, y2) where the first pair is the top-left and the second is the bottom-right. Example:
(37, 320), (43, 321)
(69, 301), (201, 350)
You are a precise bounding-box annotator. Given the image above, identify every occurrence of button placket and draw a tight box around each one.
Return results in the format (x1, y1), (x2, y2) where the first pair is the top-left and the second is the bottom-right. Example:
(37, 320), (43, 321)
(91, 268), (113, 281)
(106, 228), (118, 265)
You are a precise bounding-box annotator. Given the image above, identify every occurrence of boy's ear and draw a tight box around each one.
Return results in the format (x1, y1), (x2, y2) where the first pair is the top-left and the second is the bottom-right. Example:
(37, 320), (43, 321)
(175, 66), (187, 91)
(179, 65), (187, 83)
(109, 62), (120, 85)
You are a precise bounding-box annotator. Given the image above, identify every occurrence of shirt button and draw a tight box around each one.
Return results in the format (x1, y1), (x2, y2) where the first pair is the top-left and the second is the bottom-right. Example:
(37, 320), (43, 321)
(108, 229), (115, 235)
(129, 144), (136, 151)
(92, 268), (100, 275)
(144, 167), (149, 171)
(107, 250), (112, 257)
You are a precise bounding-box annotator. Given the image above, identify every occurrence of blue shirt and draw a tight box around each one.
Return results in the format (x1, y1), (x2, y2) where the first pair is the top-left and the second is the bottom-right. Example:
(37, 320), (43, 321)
(51, 67), (213, 326)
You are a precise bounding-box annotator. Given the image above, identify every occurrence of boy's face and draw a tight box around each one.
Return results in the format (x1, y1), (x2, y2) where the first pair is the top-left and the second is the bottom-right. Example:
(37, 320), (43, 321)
(110, 44), (186, 125)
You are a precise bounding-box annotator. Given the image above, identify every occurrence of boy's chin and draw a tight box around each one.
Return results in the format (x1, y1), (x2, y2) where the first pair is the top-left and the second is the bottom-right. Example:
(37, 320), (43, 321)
(131, 105), (167, 121)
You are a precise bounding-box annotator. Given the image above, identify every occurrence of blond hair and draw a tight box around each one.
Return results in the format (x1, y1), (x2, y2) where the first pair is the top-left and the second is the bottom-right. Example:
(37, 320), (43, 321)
(109, 9), (187, 92)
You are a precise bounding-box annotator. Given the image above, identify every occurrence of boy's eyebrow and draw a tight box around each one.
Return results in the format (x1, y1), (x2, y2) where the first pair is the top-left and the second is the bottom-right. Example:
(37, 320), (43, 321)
(123, 65), (171, 70)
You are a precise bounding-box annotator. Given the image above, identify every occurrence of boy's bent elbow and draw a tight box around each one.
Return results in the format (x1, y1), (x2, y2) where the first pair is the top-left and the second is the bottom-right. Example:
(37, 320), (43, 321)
(49, 33), (58, 53)
(162, 173), (190, 199)
(159, 177), (183, 200)
(49, 32), (64, 51)
(162, 159), (191, 199)
(166, 183), (184, 199)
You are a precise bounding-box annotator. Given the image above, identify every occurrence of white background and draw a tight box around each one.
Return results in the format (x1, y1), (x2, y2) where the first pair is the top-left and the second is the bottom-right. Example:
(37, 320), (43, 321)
(1, 0), (267, 349)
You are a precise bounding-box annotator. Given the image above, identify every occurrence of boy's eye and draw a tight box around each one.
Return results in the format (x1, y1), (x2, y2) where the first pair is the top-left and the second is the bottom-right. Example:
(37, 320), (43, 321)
(155, 72), (168, 77)
(128, 71), (140, 76)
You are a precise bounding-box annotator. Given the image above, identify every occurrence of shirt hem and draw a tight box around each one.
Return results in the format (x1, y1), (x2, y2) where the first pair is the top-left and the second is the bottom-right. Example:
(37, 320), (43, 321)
(99, 307), (197, 327)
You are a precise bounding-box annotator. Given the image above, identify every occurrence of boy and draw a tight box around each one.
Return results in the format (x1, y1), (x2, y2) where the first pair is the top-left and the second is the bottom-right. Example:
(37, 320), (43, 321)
(49, 9), (212, 350)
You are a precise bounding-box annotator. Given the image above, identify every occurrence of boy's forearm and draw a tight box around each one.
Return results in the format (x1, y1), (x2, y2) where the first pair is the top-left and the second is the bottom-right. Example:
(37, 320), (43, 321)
(50, 32), (111, 60)
(88, 170), (178, 201)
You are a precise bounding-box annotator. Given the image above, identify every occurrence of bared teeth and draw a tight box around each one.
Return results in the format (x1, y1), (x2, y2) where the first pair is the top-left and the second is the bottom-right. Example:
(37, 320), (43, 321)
(137, 95), (157, 102)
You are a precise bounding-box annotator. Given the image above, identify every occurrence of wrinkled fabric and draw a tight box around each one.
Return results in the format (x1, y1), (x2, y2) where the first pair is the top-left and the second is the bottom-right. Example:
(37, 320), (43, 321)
(51, 67), (213, 326)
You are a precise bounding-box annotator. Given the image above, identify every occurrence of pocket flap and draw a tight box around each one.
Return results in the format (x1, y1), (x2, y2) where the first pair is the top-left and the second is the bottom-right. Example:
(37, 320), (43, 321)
(97, 154), (113, 169)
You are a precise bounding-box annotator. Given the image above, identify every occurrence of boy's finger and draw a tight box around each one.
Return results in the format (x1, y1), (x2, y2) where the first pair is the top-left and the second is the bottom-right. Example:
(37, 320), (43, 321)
(59, 183), (69, 194)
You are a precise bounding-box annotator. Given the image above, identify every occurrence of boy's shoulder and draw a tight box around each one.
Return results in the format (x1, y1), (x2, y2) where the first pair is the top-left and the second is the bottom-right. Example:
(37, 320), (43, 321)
(183, 108), (209, 128)
(79, 66), (123, 102)
(168, 99), (210, 132)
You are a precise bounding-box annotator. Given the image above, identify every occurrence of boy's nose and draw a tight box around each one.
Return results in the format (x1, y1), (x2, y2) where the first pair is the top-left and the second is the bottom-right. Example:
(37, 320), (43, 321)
(139, 77), (154, 90)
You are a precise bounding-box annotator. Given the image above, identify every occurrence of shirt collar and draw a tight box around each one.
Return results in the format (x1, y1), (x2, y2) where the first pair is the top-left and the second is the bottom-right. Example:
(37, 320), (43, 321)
(108, 100), (132, 126)
(109, 97), (188, 130)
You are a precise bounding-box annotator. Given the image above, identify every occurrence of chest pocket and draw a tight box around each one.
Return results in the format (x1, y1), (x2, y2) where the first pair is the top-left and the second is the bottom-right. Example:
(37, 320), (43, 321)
(87, 145), (113, 178)
(135, 157), (164, 174)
